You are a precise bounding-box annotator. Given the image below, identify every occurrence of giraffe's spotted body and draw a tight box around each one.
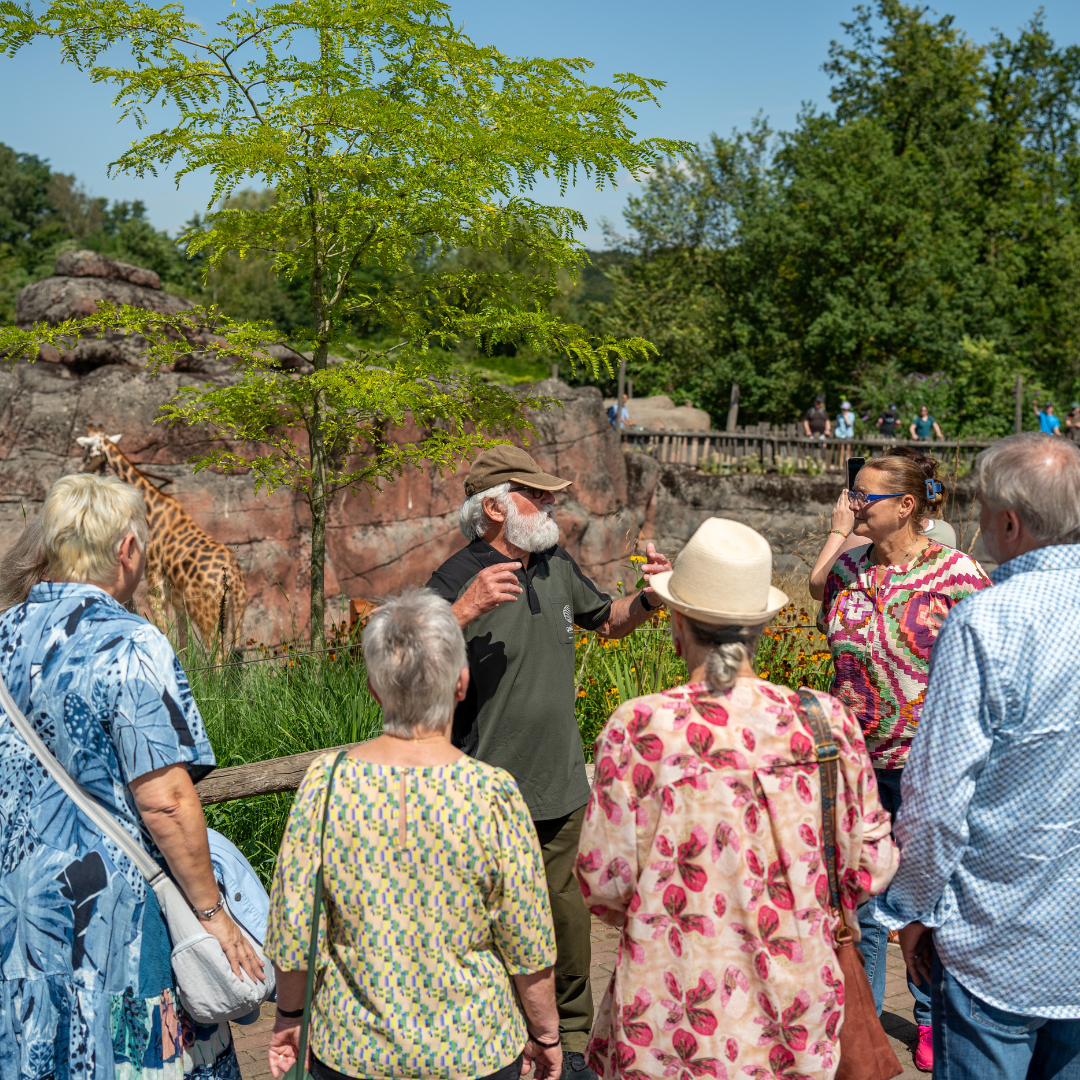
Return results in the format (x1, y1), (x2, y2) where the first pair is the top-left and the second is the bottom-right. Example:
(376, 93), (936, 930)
(76, 426), (247, 656)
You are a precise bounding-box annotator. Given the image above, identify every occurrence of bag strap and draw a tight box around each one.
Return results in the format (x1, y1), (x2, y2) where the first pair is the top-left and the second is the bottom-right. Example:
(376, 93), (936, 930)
(796, 688), (842, 914)
(0, 669), (165, 886)
(294, 749), (347, 1078)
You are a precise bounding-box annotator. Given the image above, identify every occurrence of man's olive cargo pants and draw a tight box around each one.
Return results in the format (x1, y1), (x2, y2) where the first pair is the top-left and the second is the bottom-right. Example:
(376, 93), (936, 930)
(535, 804), (593, 1054)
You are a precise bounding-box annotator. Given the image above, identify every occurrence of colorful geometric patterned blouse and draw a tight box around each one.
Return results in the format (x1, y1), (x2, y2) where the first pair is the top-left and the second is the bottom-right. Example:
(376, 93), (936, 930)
(575, 680), (899, 1080)
(265, 752), (557, 1080)
(819, 541), (991, 769)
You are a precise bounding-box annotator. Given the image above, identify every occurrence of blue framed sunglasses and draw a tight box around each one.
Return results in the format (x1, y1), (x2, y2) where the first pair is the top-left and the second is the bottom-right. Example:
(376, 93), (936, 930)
(847, 490), (905, 509)
(848, 481), (942, 509)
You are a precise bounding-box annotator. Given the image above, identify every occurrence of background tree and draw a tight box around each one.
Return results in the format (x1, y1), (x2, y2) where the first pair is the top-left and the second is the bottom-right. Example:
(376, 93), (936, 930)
(0, 141), (209, 317)
(600, 0), (1080, 431)
(0, 144), (70, 320)
(0, 0), (682, 647)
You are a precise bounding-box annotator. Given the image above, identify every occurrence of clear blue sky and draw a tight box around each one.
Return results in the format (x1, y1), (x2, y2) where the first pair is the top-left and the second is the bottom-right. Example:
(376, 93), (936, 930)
(2, 0), (1079, 246)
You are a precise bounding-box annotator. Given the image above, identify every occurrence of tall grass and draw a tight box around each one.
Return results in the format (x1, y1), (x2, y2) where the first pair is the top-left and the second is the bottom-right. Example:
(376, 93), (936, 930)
(186, 632), (382, 885)
(188, 604), (835, 885)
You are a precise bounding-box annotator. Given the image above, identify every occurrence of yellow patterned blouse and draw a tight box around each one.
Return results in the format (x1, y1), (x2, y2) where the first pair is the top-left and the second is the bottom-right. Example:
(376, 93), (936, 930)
(265, 752), (557, 1080)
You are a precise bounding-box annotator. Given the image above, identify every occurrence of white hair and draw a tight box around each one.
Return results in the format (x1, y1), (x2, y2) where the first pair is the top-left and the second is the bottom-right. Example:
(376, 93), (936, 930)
(362, 589), (467, 738)
(975, 433), (1080, 545)
(682, 618), (767, 693)
(41, 474), (150, 585)
(459, 482), (510, 540)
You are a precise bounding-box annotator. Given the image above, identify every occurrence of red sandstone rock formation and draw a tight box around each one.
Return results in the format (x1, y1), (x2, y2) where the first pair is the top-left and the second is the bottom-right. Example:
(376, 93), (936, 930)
(0, 353), (641, 642)
(14, 250), (228, 375)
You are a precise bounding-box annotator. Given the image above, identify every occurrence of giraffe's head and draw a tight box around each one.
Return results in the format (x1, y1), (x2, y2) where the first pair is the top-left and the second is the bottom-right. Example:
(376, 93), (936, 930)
(76, 427), (123, 474)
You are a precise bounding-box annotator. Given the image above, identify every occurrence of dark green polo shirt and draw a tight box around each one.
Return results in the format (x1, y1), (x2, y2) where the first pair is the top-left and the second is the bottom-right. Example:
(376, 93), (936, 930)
(426, 539), (612, 820)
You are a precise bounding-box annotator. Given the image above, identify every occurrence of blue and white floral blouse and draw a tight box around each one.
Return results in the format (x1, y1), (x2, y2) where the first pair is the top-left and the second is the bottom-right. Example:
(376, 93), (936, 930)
(0, 582), (222, 1080)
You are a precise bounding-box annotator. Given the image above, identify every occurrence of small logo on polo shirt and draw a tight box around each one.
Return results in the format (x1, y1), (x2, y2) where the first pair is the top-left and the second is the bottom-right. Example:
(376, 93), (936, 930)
(562, 604), (572, 623)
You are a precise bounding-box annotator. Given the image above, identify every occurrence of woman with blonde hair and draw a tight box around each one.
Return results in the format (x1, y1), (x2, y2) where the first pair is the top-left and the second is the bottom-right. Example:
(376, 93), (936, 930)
(809, 447), (991, 1071)
(575, 518), (899, 1080)
(0, 473), (263, 1080)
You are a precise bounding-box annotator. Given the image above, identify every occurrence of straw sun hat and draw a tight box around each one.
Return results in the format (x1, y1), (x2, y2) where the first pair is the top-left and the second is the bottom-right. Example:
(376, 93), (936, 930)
(649, 518), (789, 626)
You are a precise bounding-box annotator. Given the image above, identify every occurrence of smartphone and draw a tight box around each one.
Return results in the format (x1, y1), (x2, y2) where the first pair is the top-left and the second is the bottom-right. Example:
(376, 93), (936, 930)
(846, 456), (865, 493)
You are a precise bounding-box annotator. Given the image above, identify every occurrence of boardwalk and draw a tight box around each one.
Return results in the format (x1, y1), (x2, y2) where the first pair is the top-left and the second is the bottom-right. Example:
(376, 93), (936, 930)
(233, 918), (924, 1079)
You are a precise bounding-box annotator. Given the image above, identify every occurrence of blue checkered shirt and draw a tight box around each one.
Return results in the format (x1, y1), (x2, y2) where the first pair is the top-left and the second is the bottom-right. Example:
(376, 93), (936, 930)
(873, 544), (1080, 1018)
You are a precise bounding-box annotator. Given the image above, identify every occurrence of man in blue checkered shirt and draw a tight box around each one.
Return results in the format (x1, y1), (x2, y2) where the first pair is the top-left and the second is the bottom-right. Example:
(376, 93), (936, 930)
(874, 432), (1080, 1078)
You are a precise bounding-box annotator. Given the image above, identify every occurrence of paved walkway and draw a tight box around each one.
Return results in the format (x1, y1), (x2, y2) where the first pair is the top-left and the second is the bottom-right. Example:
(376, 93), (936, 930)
(234, 920), (925, 1079)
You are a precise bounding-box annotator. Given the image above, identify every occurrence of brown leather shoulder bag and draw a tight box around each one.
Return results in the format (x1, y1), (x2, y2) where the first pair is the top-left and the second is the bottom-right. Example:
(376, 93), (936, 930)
(797, 689), (902, 1080)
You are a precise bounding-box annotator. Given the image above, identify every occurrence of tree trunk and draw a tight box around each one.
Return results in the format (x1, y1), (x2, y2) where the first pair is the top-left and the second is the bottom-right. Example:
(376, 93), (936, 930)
(308, 342), (329, 651)
(307, 80), (330, 652)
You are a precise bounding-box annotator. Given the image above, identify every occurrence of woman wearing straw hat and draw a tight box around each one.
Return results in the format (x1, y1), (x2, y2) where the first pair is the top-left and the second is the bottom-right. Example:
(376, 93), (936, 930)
(575, 518), (898, 1080)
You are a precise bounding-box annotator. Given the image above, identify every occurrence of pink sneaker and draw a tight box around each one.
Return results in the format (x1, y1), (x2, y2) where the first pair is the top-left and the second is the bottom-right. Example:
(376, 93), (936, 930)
(915, 1025), (933, 1072)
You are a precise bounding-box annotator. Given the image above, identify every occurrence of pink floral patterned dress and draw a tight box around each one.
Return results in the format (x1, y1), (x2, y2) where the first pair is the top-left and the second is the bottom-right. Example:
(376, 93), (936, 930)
(575, 679), (899, 1080)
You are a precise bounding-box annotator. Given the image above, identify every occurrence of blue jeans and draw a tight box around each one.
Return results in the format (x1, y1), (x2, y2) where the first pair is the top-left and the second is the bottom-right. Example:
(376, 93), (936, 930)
(856, 768), (932, 1026)
(932, 951), (1080, 1079)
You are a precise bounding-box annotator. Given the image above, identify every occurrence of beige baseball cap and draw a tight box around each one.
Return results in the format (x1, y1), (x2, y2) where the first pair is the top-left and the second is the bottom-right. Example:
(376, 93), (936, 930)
(464, 445), (571, 498)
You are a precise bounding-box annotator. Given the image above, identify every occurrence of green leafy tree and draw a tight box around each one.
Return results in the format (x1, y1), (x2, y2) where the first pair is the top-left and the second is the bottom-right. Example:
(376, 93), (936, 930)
(601, 1), (1080, 427)
(0, 143), (68, 268)
(0, 0), (680, 647)
(185, 190), (310, 331)
(0, 150), (206, 317)
(0, 142), (72, 320)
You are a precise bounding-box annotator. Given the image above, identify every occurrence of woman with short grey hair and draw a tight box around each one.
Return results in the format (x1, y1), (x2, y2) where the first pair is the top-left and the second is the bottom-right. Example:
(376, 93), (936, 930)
(266, 588), (562, 1080)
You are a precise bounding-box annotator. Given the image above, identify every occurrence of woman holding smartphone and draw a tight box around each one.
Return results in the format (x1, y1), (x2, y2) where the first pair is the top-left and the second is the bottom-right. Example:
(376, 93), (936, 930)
(808, 447), (990, 1073)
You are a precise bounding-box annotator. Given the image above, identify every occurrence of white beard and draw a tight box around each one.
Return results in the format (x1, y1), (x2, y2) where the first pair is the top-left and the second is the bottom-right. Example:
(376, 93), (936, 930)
(503, 498), (560, 553)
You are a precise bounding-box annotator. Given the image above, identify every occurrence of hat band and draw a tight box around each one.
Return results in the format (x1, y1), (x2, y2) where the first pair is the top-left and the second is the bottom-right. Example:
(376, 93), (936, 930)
(668, 576), (769, 617)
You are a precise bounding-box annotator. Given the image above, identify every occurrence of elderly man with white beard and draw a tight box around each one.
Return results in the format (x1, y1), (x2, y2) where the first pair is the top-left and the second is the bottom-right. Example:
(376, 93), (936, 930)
(427, 445), (671, 1080)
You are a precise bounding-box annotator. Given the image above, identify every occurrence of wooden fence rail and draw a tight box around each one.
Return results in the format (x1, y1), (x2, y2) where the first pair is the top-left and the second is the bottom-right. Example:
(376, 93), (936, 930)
(620, 426), (996, 471)
(195, 745), (360, 805)
(195, 751), (596, 805)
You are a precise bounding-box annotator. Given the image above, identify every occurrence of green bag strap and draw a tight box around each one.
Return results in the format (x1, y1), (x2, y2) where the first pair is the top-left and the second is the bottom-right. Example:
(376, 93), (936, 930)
(796, 688), (842, 915)
(293, 749), (347, 1080)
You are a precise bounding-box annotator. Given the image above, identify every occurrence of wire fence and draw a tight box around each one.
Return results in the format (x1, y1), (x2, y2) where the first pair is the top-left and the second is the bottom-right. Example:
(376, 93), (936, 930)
(183, 641), (360, 673)
(184, 623), (824, 673)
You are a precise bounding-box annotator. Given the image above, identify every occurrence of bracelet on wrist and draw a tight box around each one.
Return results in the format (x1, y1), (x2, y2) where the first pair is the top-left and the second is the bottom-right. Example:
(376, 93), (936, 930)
(276, 1006), (305, 1019)
(829, 529), (850, 539)
(527, 1031), (561, 1049)
(639, 588), (658, 611)
(192, 893), (225, 921)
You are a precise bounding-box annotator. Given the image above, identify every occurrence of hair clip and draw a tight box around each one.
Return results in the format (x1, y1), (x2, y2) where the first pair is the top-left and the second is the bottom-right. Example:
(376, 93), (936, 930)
(926, 479), (942, 498)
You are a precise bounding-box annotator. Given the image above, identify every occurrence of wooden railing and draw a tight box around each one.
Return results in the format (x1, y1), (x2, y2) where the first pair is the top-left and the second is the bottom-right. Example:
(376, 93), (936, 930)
(195, 751), (597, 805)
(620, 424), (996, 471)
(195, 745), (360, 804)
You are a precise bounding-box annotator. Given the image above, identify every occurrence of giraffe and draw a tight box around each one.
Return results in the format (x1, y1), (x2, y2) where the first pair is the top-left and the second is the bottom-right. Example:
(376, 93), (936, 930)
(76, 426), (247, 659)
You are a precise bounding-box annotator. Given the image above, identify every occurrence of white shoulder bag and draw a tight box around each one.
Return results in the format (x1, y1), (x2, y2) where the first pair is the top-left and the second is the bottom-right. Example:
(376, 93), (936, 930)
(0, 672), (275, 1024)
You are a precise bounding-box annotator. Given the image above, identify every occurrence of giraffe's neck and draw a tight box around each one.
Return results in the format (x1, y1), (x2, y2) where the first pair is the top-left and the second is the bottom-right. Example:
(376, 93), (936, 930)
(102, 444), (176, 529)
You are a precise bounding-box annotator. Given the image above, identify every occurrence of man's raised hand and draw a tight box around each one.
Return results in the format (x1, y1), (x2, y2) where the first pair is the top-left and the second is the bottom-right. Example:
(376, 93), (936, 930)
(452, 562), (523, 628)
(640, 542), (672, 604)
